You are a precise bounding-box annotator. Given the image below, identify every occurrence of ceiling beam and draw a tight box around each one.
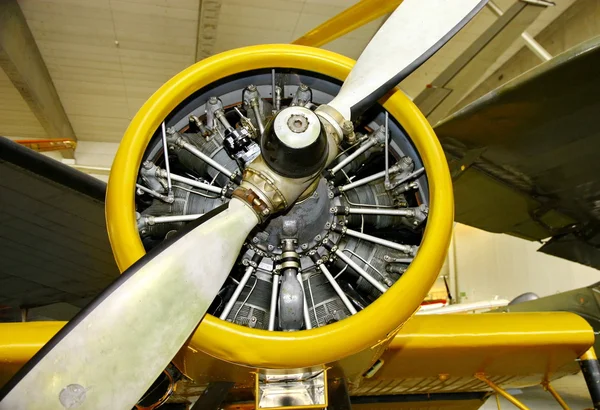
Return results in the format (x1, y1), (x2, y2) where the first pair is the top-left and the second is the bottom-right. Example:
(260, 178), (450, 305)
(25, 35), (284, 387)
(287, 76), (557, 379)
(292, 0), (401, 48)
(412, 0), (553, 126)
(195, 0), (223, 62)
(0, 0), (76, 158)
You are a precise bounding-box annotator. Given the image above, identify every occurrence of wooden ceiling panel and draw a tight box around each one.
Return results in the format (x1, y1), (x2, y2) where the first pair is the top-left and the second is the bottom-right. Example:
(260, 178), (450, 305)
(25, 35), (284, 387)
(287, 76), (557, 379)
(9, 0), (574, 147)
(18, 0), (199, 142)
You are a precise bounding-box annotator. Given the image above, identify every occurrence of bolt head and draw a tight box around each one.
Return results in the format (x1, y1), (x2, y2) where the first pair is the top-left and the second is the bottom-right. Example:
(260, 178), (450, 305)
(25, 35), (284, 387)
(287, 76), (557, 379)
(341, 120), (354, 135)
(59, 384), (87, 408)
(287, 113), (309, 133)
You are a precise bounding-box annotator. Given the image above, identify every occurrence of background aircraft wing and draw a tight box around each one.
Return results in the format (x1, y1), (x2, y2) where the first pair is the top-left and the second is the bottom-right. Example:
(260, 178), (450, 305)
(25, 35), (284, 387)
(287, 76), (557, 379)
(0, 137), (119, 321)
(434, 36), (600, 269)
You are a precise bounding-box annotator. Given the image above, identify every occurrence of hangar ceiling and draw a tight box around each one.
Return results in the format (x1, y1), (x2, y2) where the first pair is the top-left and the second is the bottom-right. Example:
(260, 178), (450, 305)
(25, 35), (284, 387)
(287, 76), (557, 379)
(0, 0), (576, 148)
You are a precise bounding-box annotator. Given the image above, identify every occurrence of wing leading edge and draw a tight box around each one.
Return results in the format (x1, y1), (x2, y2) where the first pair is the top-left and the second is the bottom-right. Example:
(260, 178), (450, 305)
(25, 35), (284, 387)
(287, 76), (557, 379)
(434, 36), (600, 269)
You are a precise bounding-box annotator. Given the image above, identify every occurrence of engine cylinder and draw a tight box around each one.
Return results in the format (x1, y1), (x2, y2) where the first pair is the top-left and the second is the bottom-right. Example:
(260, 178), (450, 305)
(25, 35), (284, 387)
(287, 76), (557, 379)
(303, 271), (351, 328)
(225, 270), (272, 330)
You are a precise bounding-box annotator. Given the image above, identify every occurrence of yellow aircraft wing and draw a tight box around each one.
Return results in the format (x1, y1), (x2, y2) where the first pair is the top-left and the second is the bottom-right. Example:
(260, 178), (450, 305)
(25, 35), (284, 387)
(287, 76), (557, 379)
(0, 312), (592, 408)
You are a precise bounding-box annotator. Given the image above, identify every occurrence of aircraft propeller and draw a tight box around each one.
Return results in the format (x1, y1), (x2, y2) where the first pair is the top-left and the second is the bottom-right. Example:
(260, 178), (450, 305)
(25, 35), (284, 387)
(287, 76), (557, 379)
(0, 1), (486, 408)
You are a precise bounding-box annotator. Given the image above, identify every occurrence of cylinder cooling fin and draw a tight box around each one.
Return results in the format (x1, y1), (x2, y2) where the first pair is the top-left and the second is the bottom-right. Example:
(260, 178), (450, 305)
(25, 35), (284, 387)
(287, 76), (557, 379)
(106, 45), (453, 369)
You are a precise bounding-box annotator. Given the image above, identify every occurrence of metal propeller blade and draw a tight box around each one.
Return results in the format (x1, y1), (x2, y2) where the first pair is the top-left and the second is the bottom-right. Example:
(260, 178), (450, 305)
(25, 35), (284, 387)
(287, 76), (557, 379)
(327, 0), (487, 121)
(0, 198), (258, 410)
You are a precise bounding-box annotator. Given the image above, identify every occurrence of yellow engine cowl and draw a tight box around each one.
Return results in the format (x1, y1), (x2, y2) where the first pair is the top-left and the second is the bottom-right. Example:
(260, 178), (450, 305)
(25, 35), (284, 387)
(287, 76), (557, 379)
(105, 45), (454, 381)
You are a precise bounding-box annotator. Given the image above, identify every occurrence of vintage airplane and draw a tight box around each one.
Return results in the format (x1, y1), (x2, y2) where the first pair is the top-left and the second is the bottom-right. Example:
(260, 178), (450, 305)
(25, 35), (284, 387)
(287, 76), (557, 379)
(1, 0), (600, 409)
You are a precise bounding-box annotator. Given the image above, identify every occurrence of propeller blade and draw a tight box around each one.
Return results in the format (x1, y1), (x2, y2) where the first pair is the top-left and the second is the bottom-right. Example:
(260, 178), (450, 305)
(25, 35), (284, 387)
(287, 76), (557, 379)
(327, 0), (487, 120)
(0, 198), (258, 410)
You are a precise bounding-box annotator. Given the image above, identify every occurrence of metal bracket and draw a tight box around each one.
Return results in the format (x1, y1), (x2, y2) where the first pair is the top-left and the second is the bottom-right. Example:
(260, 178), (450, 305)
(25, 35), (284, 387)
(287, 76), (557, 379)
(449, 147), (487, 181)
(190, 382), (234, 410)
(475, 373), (529, 410)
(255, 369), (327, 409)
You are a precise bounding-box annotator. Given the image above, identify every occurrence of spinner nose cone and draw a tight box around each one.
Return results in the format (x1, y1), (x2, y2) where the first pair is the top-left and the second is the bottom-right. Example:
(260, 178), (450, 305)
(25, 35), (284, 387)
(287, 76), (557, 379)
(261, 106), (328, 178)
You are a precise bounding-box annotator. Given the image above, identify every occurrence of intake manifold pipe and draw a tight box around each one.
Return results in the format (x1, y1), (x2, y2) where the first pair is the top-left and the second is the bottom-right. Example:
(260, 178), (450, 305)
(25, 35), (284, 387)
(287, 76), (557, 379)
(278, 239), (306, 331)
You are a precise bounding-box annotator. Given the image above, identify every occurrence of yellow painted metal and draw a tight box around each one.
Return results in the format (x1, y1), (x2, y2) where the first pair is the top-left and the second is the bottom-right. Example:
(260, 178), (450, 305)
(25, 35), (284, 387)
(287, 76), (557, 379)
(542, 381), (570, 410)
(496, 393), (501, 409)
(0, 322), (64, 387)
(292, 0), (402, 48)
(221, 400), (488, 410)
(222, 400), (487, 410)
(475, 374), (529, 410)
(1, 312), (593, 397)
(105, 44), (454, 373)
(254, 371), (328, 410)
(352, 312), (593, 395)
(580, 346), (598, 361)
(351, 400), (486, 410)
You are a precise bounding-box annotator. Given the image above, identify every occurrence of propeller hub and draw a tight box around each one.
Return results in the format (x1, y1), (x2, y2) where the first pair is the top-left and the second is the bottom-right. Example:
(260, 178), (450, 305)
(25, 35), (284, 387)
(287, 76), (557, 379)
(260, 106), (328, 178)
(286, 113), (309, 133)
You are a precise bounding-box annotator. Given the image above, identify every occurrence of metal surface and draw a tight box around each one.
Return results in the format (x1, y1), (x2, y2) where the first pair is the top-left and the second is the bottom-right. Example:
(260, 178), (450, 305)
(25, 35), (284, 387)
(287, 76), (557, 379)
(165, 171), (223, 195)
(329, 138), (377, 175)
(335, 248), (388, 294)
(255, 370), (327, 409)
(497, 282), (600, 356)
(105, 45), (453, 371)
(0, 137), (118, 311)
(0, 312), (593, 396)
(342, 227), (416, 255)
(416, 299), (509, 315)
(278, 268), (305, 331)
(268, 273), (280, 331)
(384, 112), (391, 188)
(434, 36), (600, 268)
(325, 0), (486, 121)
(327, 379), (352, 410)
(268, 274), (279, 331)
(298, 272), (313, 330)
(337, 165), (403, 193)
(161, 122), (173, 197)
(142, 214), (204, 224)
(353, 312), (592, 395)
(316, 262), (357, 315)
(292, 0), (401, 48)
(180, 140), (237, 182)
(219, 265), (257, 321)
(579, 347), (600, 410)
(542, 381), (570, 410)
(190, 382), (234, 410)
(341, 207), (417, 217)
(0, 199), (259, 409)
(475, 373), (529, 410)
